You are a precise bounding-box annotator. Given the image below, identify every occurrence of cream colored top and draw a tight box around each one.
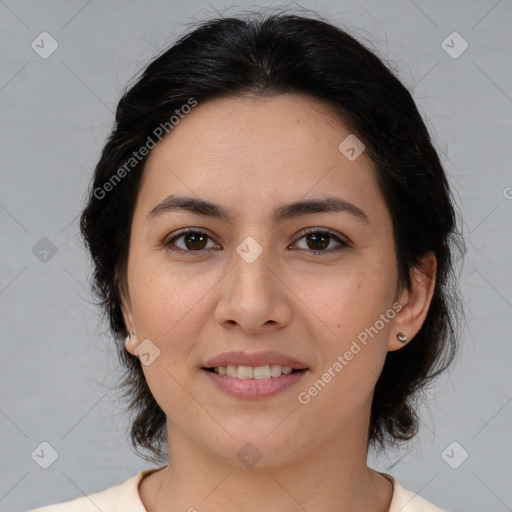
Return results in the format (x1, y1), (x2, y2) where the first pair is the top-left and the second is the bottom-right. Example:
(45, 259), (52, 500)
(29, 466), (446, 511)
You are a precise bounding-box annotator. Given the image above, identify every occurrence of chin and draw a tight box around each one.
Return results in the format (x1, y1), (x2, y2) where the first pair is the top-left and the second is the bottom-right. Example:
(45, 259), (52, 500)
(202, 424), (310, 469)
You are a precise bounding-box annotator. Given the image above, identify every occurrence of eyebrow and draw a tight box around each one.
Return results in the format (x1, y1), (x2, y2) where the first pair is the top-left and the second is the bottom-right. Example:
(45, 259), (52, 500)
(146, 194), (369, 225)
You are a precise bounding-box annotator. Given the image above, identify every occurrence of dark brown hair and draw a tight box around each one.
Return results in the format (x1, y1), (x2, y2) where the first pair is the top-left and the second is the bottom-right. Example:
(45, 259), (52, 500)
(80, 11), (464, 462)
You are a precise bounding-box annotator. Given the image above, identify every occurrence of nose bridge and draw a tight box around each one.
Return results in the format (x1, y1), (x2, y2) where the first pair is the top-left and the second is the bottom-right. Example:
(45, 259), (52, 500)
(215, 232), (291, 331)
(231, 234), (275, 301)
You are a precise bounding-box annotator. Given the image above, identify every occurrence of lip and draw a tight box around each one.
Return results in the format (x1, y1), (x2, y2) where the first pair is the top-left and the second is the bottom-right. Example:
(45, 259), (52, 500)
(201, 367), (309, 399)
(202, 350), (308, 369)
(201, 350), (310, 400)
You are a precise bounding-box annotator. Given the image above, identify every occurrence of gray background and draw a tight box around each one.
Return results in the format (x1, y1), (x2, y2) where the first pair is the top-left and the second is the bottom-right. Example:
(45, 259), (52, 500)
(1, 0), (511, 510)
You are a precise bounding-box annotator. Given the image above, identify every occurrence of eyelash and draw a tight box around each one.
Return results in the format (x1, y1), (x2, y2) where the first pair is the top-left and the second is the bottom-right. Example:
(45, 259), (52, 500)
(162, 227), (349, 256)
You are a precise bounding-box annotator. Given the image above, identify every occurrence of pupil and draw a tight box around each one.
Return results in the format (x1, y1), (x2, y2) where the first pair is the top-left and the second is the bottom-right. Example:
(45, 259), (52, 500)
(308, 233), (329, 250)
(186, 233), (207, 250)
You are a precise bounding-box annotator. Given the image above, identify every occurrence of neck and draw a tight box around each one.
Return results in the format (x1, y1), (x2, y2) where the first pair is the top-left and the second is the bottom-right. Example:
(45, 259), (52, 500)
(142, 425), (393, 512)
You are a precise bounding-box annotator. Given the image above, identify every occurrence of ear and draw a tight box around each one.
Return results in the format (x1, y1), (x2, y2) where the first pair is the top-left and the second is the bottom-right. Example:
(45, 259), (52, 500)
(388, 252), (437, 352)
(118, 274), (137, 356)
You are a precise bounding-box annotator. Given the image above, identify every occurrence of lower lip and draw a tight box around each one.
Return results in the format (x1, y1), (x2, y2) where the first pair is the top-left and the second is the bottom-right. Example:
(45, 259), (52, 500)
(201, 368), (309, 399)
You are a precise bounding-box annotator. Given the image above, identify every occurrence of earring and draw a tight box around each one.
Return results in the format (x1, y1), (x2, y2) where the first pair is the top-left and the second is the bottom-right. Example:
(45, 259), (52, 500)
(124, 331), (138, 350)
(397, 332), (408, 343)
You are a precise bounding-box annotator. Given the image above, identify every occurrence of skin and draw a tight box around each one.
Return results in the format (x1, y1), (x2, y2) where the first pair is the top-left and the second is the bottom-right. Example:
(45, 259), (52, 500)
(120, 93), (436, 512)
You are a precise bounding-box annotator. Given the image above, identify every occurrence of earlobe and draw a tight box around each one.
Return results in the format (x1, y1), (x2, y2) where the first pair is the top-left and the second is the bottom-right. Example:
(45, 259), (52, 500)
(121, 299), (139, 356)
(118, 276), (137, 354)
(388, 253), (437, 352)
(124, 331), (139, 355)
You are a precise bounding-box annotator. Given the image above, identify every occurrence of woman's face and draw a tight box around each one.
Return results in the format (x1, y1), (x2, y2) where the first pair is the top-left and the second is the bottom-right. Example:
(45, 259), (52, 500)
(121, 93), (414, 466)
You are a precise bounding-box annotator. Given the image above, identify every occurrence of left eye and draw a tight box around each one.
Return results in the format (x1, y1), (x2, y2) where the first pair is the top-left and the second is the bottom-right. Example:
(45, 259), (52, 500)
(292, 229), (348, 253)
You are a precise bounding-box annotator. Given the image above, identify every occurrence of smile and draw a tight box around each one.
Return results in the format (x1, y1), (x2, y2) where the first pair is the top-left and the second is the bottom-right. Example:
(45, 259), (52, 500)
(205, 364), (300, 379)
(201, 366), (309, 399)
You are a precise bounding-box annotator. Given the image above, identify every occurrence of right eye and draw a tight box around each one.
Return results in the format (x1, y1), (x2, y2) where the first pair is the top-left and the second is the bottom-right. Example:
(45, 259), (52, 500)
(163, 228), (221, 253)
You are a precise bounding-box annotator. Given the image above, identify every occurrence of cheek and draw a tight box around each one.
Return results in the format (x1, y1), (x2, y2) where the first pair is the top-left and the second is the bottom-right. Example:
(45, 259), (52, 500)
(293, 259), (397, 405)
(130, 262), (202, 413)
(296, 262), (395, 337)
(295, 271), (395, 419)
(128, 256), (206, 335)
(125, 261), (209, 403)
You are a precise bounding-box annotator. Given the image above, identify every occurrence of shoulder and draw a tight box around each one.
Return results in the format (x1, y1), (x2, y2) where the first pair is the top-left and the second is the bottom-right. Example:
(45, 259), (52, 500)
(27, 467), (165, 512)
(384, 473), (448, 512)
(27, 474), (142, 512)
(29, 468), (447, 512)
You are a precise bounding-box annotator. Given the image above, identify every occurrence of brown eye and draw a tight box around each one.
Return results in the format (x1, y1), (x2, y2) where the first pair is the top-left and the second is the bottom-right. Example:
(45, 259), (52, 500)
(305, 232), (330, 250)
(164, 229), (218, 252)
(181, 232), (208, 250)
(293, 229), (348, 254)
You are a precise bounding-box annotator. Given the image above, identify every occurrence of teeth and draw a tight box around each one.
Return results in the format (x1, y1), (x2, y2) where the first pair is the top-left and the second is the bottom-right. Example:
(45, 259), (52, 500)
(270, 364), (282, 377)
(210, 364), (296, 379)
(253, 365), (271, 379)
(237, 365), (253, 379)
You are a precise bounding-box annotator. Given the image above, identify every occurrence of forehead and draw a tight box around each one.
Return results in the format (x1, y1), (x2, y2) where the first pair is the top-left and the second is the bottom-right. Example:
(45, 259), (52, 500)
(149, 93), (355, 167)
(137, 93), (387, 225)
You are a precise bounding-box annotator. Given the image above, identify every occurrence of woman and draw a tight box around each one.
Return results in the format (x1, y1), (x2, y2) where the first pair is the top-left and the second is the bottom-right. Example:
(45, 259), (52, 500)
(31, 11), (462, 512)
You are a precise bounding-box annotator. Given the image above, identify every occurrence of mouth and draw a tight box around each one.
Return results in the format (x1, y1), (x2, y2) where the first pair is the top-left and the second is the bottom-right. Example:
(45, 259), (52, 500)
(202, 364), (306, 379)
(200, 351), (310, 399)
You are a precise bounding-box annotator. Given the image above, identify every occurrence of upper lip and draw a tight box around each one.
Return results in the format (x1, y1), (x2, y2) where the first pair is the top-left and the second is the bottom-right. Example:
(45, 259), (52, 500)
(203, 350), (308, 369)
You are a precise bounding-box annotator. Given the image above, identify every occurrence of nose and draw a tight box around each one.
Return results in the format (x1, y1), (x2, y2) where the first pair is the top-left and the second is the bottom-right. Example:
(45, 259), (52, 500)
(214, 241), (292, 335)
